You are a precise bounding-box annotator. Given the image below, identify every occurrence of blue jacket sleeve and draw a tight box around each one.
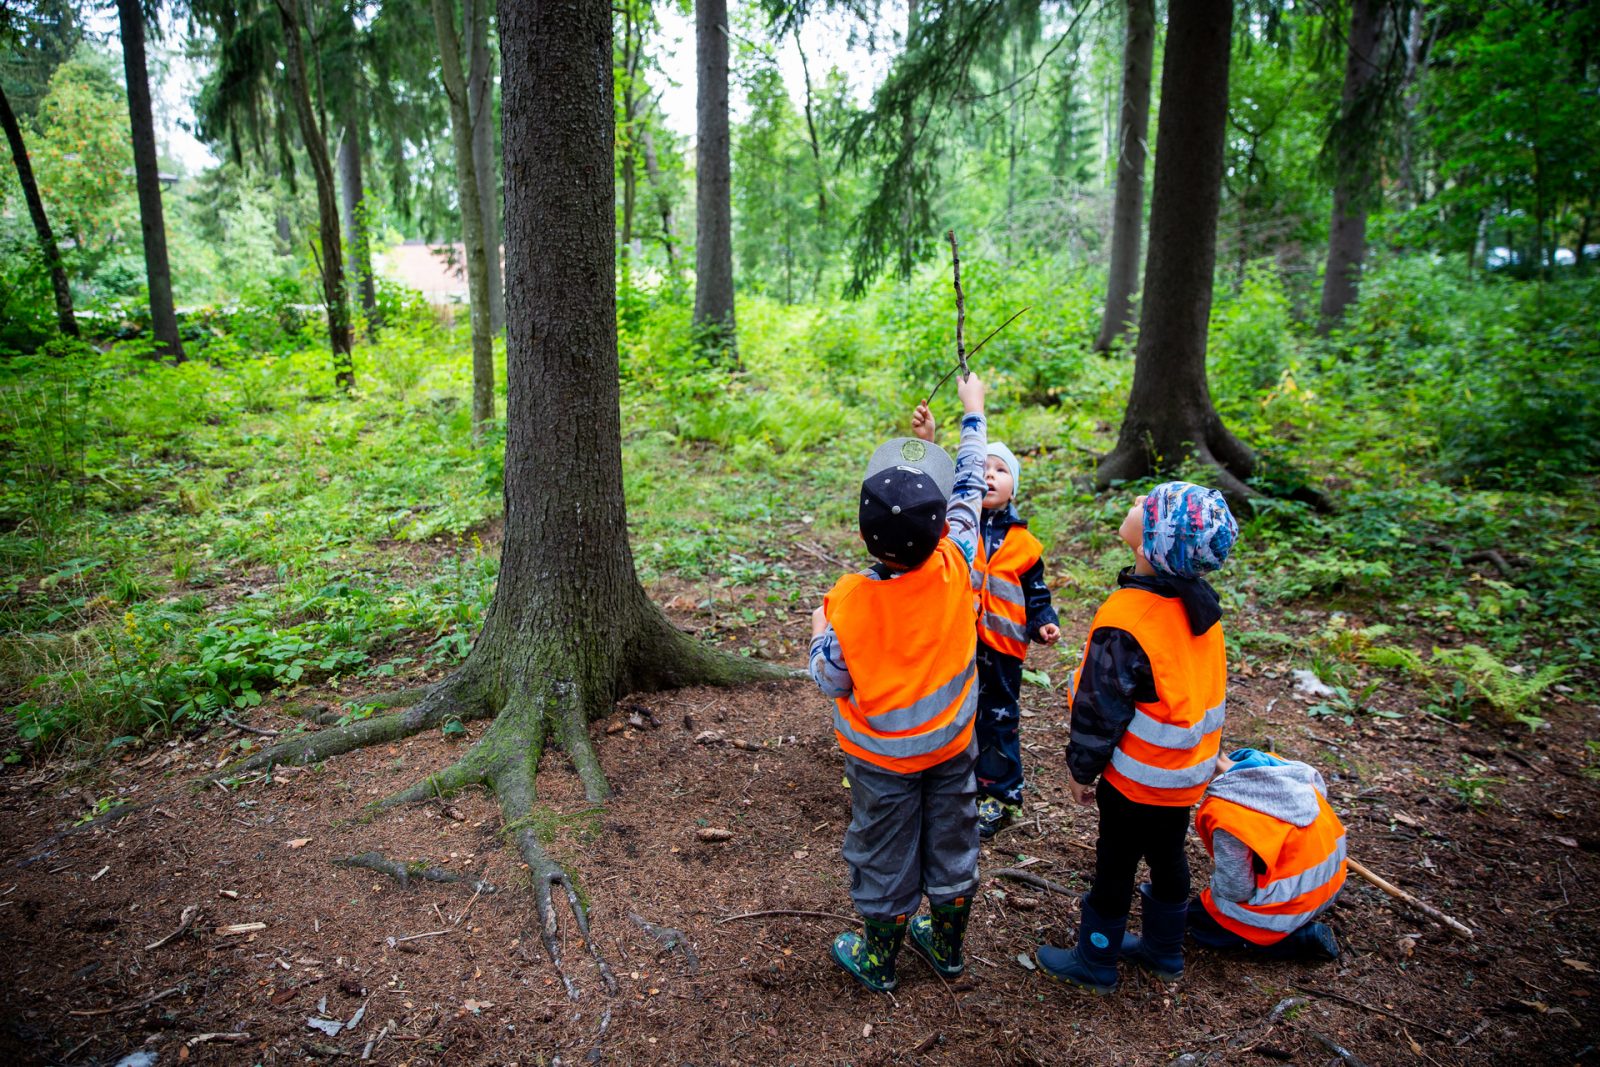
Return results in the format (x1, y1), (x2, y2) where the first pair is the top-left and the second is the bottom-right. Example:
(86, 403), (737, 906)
(808, 627), (853, 699)
(1066, 627), (1155, 786)
(1020, 557), (1059, 641)
(944, 413), (987, 564)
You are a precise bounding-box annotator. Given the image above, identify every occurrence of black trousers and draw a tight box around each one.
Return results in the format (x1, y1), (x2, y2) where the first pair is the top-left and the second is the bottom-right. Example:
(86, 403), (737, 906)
(1085, 777), (1192, 918)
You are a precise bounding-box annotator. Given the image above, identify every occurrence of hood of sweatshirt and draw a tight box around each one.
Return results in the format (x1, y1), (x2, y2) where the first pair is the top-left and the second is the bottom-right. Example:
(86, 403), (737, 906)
(1205, 760), (1327, 828)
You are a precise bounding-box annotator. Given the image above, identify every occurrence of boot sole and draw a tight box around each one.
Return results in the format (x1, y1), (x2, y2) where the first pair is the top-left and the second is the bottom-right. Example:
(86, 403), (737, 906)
(1036, 961), (1116, 995)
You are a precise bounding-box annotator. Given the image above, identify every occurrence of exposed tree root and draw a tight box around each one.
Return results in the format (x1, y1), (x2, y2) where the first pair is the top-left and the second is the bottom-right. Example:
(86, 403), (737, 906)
(210, 673), (490, 783)
(334, 852), (497, 893)
(629, 912), (701, 973)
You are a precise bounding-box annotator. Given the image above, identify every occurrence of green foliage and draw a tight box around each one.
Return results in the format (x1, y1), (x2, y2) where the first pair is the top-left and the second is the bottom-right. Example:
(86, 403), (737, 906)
(1431, 643), (1565, 728)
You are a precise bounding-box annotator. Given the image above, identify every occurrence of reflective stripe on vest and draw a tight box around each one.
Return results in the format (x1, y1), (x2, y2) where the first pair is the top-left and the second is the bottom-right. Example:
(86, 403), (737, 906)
(1072, 586), (1226, 807)
(824, 539), (980, 774)
(975, 526), (1042, 660)
(1196, 789), (1348, 945)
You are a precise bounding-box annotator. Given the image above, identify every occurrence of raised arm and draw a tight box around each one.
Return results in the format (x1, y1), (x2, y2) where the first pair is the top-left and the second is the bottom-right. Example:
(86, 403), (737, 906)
(944, 374), (987, 563)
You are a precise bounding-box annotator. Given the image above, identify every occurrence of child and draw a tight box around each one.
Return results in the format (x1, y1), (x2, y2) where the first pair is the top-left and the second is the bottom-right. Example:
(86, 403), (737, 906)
(912, 407), (1060, 838)
(808, 373), (989, 993)
(1036, 481), (1238, 993)
(1189, 748), (1344, 961)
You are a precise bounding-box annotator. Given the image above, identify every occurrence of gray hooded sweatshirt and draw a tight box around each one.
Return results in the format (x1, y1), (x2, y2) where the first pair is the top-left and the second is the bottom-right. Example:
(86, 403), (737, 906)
(1204, 760), (1331, 905)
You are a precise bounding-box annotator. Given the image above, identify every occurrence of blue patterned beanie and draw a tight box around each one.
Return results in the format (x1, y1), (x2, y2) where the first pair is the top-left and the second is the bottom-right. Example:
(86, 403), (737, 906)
(1141, 481), (1238, 578)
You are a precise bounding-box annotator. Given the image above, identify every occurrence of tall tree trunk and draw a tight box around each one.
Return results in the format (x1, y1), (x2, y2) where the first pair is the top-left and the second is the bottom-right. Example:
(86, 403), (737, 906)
(116, 0), (183, 360)
(337, 117), (379, 333)
(217, 0), (781, 999)
(275, 0), (353, 389)
(1396, 3), (1427, 210)
(898, 0), (919, 277)
(433, 0), (495, 438)
(619, 1), (639, 275)
(1317, 0), (1387, 332)
(0, 83), (77, 338)
(1093, 0), (1154, 352)
(693, 0), (736, 360)
(465, 0), (504, 334)
(640, 125), (677, 267)
(1095, 0), (1256, 507)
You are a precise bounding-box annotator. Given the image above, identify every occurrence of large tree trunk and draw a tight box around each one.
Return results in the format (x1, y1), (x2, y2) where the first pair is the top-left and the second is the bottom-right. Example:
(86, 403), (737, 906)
(0, 83), (77, 338)
(116, 0), (183, 361)
(1095, 0), (1255, 506)
(337, 116), (379, 333)
(433, 0), (495, 438)
(1093, 0), (1154, 352)
(219, 0), (782, 1000)
(275, 0), (353, 389)
(693, 0), (736, 360)
(1317, 0), (1387, 332)
(465, 0), (504, 334)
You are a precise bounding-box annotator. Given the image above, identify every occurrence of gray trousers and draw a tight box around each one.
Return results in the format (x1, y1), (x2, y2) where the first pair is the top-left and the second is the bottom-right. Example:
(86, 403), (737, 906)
(842, 740), (980, 921)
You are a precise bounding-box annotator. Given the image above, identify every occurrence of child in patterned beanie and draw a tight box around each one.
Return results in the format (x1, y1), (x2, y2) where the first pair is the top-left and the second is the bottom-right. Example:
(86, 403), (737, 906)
(1036, 481), (1237, 994)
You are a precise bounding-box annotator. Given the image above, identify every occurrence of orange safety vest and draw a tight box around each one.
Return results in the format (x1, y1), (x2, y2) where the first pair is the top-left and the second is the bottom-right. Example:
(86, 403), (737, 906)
(976, 525), (1043, 660)
(1071, 587), (1225, 807)
(823, 539), (980, 774)
(1196, 789), (1348, 945)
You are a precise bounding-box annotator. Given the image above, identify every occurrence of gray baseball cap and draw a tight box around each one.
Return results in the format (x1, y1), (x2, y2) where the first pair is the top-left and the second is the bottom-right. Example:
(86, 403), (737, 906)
(862, 437), (955, 499)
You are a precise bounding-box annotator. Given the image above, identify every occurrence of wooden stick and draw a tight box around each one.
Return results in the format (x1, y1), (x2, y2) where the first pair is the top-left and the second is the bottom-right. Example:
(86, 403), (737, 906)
(922, 305), (1031, 408)
(145, 904), (199, 950)
(713, 909), (858, 926)
(992, 867), (1077, 897)
(222, 714), (279, 737)
(947, 230), (967, 379)
(1294, 983), (1455, 1040)
(69, 984), (186, 1017)
(1348, 858), (1474, 939)
(187, 1032), (252, 1047)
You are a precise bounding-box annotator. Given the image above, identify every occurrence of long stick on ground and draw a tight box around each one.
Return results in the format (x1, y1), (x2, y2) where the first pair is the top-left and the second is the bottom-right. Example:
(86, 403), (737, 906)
(1348, 858), (1474, 940)
(947, 230), (967, 379)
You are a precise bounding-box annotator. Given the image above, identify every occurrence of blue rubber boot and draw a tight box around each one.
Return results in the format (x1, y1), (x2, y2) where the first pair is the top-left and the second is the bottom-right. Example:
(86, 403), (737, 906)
(907, 896), (972, 978)
(830, 916), (906, 993)
(1035, 897), (1125, 994)
(1119, 883), (1187, 980)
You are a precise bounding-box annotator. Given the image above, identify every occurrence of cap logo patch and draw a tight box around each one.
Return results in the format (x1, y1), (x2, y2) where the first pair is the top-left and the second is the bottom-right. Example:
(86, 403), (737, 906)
(899, 440), (927, 463)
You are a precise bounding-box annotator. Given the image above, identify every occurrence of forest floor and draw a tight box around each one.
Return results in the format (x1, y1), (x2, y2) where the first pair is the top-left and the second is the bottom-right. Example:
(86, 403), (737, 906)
(3, 541), (1599, 1067)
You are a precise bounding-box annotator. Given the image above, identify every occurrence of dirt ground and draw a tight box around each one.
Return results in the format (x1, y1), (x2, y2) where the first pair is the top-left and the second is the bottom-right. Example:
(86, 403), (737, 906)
(4, 571), (1599, 1066)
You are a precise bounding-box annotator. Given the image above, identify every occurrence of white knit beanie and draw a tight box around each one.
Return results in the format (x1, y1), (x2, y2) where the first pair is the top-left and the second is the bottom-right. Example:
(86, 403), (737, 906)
(987, 442), (1021, 497)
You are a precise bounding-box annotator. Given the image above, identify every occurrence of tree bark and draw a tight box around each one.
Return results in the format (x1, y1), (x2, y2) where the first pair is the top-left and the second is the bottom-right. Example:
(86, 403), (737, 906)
(693, 0), (736, 359)
(0, 82), (77, 338)
(116, 0), (183, 360)
(1095, 0), (1255, 507)
(433, 0), (495, 438)
(1317, 0), (1387, 332)
(275, 0), (353, 389)
(218, 0), (785, 999)
(465, 0), (504, 334)
(337, 116), (379, 333)
(1093, 0), (1154, 352)
(619, 1), (640, 273)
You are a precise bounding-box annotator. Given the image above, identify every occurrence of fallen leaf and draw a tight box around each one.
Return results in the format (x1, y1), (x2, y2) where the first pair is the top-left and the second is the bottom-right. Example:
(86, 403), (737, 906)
(1552, 835), (1579, 848)
(1562, 958), (1594, 973)
(792, 850), (809, 860)
(463, 998), (493, 1014)
(286, 838), (310, 849)
(270, 986), (298, 1006)
(1392, 812), (1424, 829)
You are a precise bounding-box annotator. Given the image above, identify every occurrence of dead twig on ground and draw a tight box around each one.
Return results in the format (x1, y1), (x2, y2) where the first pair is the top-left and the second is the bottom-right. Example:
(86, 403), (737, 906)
(1349, 858), (1474, 939)
(68, 983), (186, 1017)
(1307, 1029), (1369, 1067)
(714, 909), (859, 926)
(992, 867), (1076, 897)
(187, 1032), (252, 1047)
(335, 852), (495, 894)
(1293, 984), (1454, 1040)
(145, 903), (199, 950)
(222, 714), (279, 737)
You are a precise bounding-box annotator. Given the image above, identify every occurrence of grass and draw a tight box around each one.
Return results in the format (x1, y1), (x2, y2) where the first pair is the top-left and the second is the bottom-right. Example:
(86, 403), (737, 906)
(2, 256), (1597, 755)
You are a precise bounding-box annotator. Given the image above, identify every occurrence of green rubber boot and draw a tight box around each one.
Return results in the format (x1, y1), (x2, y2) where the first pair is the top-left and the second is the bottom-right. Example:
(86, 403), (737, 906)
(908, 895), (974, 978)
(831, 915), (907, 993)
